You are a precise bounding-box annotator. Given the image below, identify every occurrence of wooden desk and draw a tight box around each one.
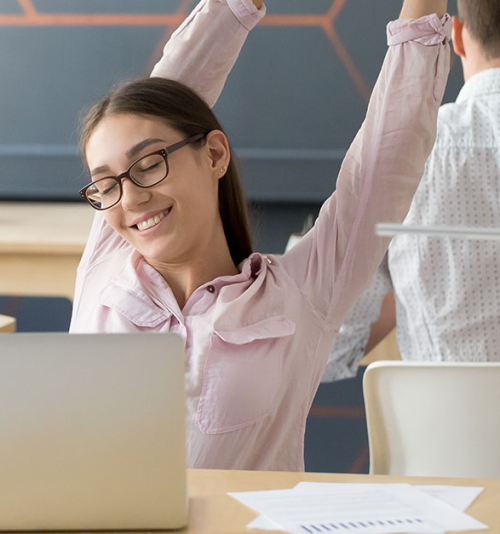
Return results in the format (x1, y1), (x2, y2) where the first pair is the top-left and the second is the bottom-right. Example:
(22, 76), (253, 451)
(184, 469), (499, 533)
(0, 314), (15, 333)
(0, 202), (93, 300)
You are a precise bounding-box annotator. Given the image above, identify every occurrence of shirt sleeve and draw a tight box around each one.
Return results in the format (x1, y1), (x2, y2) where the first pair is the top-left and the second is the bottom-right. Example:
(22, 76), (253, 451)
(151, 0), (265, 108)
(70, 0), (265, 329)
(321, 256), (393, 382)
(278, 14), (452, 332)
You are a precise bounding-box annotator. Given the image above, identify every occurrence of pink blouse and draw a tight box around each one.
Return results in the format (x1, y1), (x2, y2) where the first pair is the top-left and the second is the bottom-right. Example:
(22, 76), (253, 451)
(70, 0), (452, 471)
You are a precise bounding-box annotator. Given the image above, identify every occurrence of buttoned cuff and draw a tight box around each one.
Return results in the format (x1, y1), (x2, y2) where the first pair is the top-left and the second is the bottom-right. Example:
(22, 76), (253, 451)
(387, 13), (452, 46)
(225, 0), (266, 31)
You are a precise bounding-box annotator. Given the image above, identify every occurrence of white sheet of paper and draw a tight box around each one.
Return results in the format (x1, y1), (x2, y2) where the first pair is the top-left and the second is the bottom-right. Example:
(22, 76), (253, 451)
(415, 486), (484, 512)
(247, 514), (283, 530)
(230, 482), (488, 534)
(295, 483), (484, 514)
(247, 484), (484, 531)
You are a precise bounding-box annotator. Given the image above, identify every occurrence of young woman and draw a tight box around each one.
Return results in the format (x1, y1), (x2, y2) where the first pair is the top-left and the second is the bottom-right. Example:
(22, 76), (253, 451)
(71, 0), (451, 471)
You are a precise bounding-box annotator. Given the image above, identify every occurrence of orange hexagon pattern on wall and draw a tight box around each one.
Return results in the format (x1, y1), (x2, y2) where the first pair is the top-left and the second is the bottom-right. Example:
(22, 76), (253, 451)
(0, 0), (370, 101)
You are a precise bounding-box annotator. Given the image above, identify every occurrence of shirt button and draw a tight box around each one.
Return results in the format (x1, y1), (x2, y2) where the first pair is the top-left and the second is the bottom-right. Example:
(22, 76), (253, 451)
(206, 285), (215, 294)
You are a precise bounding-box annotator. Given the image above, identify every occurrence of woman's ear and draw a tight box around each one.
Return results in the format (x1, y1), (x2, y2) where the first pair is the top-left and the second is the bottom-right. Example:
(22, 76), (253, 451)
(452, 16), (466, 58)
(205, 130), (231, 180)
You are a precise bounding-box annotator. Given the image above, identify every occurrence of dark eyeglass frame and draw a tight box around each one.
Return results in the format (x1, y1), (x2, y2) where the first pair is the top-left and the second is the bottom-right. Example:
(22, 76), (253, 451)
(79, 133), (206, 211)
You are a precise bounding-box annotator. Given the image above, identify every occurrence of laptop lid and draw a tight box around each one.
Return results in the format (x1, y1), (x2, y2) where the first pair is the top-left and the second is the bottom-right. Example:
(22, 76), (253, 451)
(0, 332), (187, 531)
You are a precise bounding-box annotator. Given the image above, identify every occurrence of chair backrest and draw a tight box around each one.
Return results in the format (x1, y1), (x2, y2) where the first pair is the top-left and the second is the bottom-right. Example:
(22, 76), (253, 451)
(363, 361), (500, 478)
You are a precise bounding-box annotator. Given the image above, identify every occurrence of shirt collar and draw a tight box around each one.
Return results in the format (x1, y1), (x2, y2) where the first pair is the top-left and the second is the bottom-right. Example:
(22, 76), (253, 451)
(456, 68), (500, 104)
(101, 251), (268, 323)
(100, 250), (183, 326)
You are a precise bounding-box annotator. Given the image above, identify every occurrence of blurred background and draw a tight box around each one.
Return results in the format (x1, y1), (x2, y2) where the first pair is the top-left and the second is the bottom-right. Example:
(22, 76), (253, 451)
(0, 0), (461, 473)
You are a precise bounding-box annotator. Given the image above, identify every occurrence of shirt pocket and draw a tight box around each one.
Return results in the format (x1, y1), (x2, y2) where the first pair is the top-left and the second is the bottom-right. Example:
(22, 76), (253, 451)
(195, 315), (296, 435)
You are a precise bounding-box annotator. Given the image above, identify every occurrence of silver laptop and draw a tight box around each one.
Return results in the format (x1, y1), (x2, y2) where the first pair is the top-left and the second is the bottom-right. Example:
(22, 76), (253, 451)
(0, 332), (187, 531)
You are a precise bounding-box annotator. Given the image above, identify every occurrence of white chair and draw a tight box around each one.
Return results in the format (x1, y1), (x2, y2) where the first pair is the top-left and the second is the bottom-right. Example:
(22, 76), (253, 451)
(363, 361), (500, 478)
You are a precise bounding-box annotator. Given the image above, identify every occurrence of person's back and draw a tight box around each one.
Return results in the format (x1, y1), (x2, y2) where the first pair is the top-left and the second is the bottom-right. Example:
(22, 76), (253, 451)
(390, 75), (500, 360)
(323, 0), (500, 375)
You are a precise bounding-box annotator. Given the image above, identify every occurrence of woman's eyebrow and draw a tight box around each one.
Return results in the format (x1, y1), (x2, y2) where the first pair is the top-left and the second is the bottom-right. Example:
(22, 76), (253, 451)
(126, 138), (165, 159)
(90, 164), (111, 177)
(90, 138), (166, 177)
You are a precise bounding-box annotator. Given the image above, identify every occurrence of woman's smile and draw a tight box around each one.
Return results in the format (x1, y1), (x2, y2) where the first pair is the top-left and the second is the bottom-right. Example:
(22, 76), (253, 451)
(130, 207), (172, 234)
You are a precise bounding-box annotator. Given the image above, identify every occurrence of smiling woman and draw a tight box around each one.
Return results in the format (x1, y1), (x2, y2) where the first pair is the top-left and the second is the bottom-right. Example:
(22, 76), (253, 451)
(71, 0), (450, 471)
(79, 80), (251, 306)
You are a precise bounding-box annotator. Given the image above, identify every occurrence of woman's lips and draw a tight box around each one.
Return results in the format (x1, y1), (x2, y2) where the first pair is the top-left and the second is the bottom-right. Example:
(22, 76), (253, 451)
(133, 207), (172, 233)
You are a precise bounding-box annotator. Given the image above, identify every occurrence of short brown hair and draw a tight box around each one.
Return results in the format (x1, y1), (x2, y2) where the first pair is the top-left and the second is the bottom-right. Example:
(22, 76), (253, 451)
(80, 77), (253, 267)
(457, 0), (500, 59)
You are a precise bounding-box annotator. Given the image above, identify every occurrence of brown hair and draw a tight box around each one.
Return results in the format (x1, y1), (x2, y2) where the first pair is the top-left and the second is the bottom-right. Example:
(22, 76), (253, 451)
(457, 0), (500, 59)
(80, 77), (253, 266)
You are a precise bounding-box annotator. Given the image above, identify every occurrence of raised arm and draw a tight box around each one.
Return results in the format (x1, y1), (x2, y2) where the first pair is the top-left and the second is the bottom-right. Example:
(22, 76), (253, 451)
(279, 1), (451, 332)
(151, 0), (265, 108)
(400, 0), (447, 19)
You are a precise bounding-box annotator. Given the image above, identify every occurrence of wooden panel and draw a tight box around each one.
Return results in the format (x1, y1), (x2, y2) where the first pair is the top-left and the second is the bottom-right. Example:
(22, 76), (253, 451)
(0, 202), (92, 254)
(0, 314), (16, 333)
(0, 202), (92, 300)
(0, 253), (81, 300)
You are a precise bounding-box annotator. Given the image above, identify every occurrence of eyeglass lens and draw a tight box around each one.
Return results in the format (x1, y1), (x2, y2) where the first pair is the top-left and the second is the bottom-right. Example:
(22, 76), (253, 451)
(85, 153), (168, 210)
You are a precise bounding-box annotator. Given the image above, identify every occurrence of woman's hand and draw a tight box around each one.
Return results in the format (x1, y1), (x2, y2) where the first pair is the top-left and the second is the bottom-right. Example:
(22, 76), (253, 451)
(252, 0), (264, 9)
(400, 0), (447, 19)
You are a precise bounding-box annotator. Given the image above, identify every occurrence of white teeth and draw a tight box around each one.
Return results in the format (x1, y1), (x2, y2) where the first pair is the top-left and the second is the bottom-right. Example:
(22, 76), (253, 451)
(137, 211), (167, 231)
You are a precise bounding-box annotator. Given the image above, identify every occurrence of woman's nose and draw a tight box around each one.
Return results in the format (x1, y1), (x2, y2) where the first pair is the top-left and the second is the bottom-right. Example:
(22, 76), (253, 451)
(120, 179), (151, 211)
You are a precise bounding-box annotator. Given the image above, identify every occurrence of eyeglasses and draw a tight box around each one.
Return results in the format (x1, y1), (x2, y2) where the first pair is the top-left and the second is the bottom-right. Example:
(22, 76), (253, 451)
(79, 133), (206, 211)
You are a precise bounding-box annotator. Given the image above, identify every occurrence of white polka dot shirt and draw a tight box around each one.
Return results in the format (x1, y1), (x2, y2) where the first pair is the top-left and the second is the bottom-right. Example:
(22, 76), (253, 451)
(324, 68), (500, 378)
